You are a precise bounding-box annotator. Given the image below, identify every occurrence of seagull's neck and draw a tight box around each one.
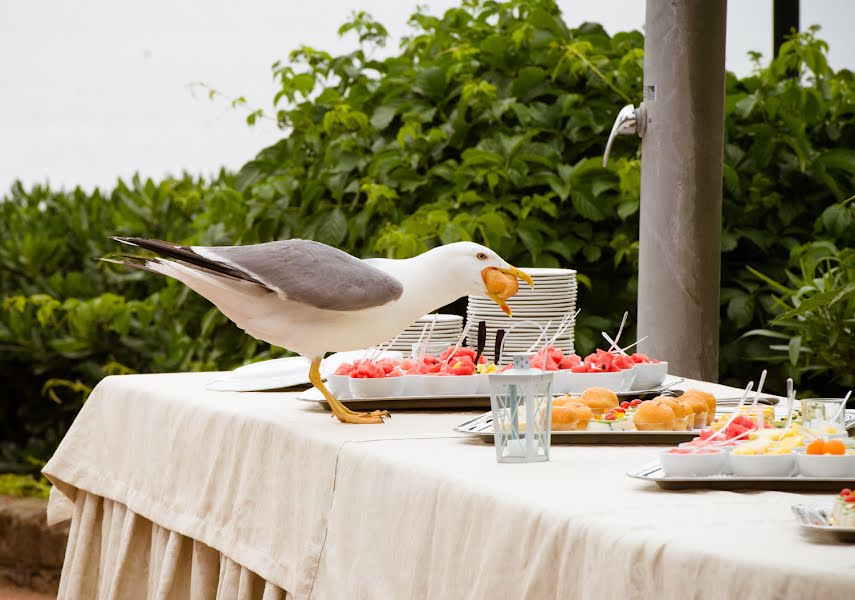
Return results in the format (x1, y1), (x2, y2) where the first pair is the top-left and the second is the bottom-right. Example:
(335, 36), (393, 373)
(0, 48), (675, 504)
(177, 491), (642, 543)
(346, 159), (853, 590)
(369, 252), (470, 316)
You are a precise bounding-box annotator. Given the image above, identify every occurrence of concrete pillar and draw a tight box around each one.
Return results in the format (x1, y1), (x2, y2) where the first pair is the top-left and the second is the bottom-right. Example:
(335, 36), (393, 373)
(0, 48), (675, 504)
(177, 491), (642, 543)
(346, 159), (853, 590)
(638, 0), (727, 381)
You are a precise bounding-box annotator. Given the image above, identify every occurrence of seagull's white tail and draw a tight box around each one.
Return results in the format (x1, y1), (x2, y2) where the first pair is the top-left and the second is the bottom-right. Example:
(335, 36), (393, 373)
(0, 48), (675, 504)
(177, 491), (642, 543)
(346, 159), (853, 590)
(148, 259), (270, 325)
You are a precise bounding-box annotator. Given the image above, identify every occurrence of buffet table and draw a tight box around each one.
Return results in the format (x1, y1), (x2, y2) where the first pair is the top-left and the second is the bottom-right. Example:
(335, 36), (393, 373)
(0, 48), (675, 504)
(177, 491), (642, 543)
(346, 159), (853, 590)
(44, 373), (854, 599)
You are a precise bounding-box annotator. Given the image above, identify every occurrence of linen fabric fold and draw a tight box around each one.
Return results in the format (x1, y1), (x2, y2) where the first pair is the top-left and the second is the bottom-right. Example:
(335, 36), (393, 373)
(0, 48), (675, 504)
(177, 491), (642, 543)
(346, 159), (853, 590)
(59, 490), (287, 600)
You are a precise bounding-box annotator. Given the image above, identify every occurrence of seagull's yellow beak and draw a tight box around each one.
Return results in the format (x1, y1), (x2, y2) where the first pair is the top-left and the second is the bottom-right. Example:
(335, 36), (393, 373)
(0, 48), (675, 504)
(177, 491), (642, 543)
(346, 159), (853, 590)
(481, 266), (534, 317)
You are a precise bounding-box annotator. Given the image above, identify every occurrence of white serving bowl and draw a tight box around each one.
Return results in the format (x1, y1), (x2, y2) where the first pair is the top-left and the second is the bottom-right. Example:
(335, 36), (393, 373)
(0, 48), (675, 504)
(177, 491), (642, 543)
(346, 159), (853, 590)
(326, 374), (350, 396)
(795, 452), (855, 478)
(475, 373), (490, 395)
(730, 452), (796, 478)
(422, 374), (480, 396)
(632, 362), (668, 390)
(401, 374), (426, 397)
(553, 367), (636, 394)
(659, 448), (728, 477)
(348, 376), (406, 399)
(678, 441), (743, 455)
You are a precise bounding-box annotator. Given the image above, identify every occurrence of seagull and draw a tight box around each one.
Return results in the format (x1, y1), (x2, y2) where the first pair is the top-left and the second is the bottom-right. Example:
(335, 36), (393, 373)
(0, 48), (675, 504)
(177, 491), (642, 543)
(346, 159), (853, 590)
(104, 238), (533, 424)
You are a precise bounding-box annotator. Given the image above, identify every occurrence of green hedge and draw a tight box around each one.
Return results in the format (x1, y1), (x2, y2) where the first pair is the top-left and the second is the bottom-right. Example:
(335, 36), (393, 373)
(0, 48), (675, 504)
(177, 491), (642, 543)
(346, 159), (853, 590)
(2, 0), (854, 473)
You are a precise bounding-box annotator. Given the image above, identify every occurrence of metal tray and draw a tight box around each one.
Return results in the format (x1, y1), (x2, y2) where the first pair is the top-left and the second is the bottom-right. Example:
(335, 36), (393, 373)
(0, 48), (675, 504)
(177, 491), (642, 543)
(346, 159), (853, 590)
(791, 502), (855, 542)
(298, 387), (685, 412)
(628, 461), (855, 491)
(453, 412), (701, 445)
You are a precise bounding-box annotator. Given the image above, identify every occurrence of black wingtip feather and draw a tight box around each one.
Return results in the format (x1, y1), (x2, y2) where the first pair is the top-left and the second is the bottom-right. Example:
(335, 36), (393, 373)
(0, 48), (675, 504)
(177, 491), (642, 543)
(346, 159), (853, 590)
(107, 236), (256, 283)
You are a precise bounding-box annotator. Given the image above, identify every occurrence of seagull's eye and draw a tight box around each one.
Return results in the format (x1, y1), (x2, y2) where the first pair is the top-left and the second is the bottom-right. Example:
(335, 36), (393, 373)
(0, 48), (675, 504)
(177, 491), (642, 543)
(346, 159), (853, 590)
(476, 252), (488, 260)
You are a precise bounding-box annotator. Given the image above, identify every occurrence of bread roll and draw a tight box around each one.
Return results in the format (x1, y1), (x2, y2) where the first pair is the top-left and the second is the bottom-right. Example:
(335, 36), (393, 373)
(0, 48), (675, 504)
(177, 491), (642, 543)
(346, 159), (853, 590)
(483, 268), (519, 300)
(632, 401), (676, 431)
(652, 396), (693, 431)
(552, 405), (579, 431)
(682, 389), (716, 421)
(565, 401), (594, 430)
(677, 392), (710, 428)
(578, 387), (619, 415)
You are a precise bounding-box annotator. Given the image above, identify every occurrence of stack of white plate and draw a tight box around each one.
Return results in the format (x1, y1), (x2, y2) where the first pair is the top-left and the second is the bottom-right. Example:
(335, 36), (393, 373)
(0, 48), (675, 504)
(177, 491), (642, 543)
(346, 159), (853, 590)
(383, 314), (464, 354)
(467, 267), (577, 363)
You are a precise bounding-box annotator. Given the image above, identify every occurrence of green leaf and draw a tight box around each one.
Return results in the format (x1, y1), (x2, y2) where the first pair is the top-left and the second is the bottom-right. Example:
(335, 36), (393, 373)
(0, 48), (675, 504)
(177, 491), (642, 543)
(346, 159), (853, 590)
(788, 335), (802, 365)
(727, 294), (755, 329)
(570, 191), (605, 221)
(315, 208), (347, 246)
(511, 66), (547, 99)
(371, 105), (397, 130)
(773, 287), (838, 321)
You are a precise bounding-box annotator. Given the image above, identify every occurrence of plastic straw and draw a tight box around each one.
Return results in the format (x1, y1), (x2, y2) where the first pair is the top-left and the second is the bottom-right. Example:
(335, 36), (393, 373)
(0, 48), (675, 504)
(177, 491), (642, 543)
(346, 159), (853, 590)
(499, 320), (546, 365)
(831, 390), (852, 424)
(784, 378), (796, 431)
(711, 381), (754, 440)
(444, 319), (474, 364)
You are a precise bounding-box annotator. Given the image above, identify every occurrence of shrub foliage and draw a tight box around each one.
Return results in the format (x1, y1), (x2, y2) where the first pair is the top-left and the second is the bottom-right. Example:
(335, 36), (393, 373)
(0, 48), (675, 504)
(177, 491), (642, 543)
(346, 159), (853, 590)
(1, 0), (854, 472)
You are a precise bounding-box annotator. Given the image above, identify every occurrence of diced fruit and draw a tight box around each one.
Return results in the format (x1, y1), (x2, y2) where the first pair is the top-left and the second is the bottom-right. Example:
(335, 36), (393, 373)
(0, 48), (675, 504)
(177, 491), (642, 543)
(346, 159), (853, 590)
(334, 362), (355, 375)
(604, 412), (615, 421)
(631, 353), (650, 364)
(825, 439), (846, 455)
(620, 401), (631, 409)
(630, 399), (642, 407)
(806, 439), (826, 455)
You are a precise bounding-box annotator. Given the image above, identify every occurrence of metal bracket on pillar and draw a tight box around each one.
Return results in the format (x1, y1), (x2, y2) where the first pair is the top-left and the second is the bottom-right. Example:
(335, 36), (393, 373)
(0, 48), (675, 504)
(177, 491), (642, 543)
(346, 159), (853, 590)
(603, 103), (646, 167)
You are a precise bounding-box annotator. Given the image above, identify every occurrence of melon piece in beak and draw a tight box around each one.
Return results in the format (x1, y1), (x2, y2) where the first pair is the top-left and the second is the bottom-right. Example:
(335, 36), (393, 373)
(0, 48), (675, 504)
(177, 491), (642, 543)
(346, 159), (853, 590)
(481, 266), (534, 316)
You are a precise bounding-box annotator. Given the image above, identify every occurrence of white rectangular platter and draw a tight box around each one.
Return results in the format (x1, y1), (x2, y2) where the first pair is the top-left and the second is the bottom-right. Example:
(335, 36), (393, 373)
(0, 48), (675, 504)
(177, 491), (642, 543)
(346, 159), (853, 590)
(628, 461), (855, 492)
(453, 412), (703, 445)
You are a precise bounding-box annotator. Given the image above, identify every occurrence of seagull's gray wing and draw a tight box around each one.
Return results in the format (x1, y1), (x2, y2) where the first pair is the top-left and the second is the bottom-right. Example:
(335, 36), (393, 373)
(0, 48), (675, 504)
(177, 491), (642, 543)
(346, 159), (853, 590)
(111, 237), (403, 311)
(193, 239), (403, 311)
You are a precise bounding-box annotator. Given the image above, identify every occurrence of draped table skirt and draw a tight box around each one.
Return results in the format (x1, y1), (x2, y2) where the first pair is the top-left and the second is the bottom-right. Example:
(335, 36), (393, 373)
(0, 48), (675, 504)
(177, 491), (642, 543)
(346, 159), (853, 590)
(59, 491), (288, 600)
(44, 373), (855, 599)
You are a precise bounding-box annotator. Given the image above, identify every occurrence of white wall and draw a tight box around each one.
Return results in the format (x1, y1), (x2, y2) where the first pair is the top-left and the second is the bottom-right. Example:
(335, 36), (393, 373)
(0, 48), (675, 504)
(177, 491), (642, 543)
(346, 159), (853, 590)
(1, 1), (853, 193)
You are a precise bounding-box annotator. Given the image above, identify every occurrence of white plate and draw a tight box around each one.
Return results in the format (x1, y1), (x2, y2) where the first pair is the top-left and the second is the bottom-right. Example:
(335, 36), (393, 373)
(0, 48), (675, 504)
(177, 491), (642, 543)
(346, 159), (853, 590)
(207, 350), (404, 392)
(791, 502), (855, 542)
(469, 303), (576, 310)
(474, 299), (575, 306)
(470, 296), (577, 302)
(468, 313), (576, 320)
(412, 314), (464, 323)
(520, 267), (577, 275)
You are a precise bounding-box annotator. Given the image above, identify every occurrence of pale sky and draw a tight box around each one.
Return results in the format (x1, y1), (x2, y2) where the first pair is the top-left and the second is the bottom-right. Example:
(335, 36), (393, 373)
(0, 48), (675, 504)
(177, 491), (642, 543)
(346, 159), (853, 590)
(1, 0), (853, 193)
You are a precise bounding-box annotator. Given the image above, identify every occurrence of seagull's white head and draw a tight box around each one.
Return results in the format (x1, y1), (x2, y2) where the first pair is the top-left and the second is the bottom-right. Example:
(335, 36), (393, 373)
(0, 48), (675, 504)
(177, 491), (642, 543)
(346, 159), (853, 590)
(427, 242), (534, 316)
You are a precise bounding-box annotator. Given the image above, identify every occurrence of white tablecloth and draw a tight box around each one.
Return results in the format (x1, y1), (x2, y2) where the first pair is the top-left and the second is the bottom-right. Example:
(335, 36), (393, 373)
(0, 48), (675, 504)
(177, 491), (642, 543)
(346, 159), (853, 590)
(44, 373), (855, 599)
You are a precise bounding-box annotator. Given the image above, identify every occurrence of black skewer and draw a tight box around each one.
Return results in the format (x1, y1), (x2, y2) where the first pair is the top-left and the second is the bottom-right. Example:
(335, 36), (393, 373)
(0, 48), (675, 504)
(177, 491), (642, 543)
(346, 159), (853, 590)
(494, 329), (506, 366)
(474, 321), (487, 364)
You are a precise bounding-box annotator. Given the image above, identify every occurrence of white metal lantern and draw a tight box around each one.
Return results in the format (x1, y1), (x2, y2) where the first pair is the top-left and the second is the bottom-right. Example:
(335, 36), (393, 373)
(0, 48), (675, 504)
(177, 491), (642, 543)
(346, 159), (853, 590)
(488, 353), (554, 463)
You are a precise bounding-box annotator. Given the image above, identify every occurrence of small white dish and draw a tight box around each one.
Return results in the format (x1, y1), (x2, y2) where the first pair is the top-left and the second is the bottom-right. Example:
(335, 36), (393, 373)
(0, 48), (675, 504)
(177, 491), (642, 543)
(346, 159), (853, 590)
(659, 448), (727, 477)
(401, 374), (426, 397)
(632, 362), (668, 390)
(348, 376), (406, 399)
(730, 452), (796, 477)
(475, 373), (490, 395)
(423, 375), (480, 396)
(792, 502), (855, 542)
(326, 374), (350, 396)
(796, 452), (855, 478)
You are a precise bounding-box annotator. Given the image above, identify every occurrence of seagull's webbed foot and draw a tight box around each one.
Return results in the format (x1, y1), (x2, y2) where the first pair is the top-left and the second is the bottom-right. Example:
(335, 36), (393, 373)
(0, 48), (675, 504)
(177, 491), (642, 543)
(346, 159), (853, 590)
(309, 358), (389, 424)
